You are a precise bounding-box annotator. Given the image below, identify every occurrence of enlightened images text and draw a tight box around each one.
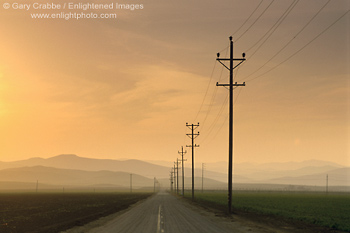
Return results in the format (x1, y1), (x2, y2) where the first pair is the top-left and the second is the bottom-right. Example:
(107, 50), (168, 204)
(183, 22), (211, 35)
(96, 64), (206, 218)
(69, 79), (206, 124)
(10, 3), (144, 11)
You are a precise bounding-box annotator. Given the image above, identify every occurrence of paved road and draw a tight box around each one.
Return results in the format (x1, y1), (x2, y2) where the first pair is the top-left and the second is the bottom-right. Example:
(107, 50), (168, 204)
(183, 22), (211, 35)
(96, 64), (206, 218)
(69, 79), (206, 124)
(64, 192), (310, 233)
(87, 191), (249, 233)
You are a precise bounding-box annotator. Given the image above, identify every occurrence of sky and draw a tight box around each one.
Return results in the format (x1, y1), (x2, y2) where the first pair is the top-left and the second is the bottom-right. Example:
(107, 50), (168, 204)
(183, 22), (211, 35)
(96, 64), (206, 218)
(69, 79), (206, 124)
(0, 0), (349, 166)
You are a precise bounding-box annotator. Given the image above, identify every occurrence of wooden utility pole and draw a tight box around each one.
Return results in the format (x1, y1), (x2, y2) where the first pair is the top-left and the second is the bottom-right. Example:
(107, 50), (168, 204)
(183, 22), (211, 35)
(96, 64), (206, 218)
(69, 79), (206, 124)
(130, 174), (132, 193)
(186, 123), (200, 201)
(202, 163), (205, 193)
(176, 159), (180, 194)
(173, 163), (176, 193)
(154, 177), (157, 193)
(178, 146), (187, 196)
(170, 169), (174, 192)
(216, 36), (246, 214)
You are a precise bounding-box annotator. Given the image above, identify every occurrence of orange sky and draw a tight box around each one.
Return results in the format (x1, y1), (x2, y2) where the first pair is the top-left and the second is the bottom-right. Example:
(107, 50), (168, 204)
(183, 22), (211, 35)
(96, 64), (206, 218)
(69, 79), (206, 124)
(0, 0), (349, 166)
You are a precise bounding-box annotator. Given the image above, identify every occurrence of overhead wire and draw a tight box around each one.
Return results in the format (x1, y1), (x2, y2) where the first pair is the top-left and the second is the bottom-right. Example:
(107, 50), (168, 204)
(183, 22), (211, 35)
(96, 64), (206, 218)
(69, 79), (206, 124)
(200, 66), (242, 145)
(185, 2), (349, 161)
(196, 0), (280, 147)
(231, 0), (265, 37)
(235, 0), (275, 43)
(199, 92), (229, 144)
(193, 60), (217, 122)
(241, 0), (332, 81)
(245, 0), (300, 57)
(203, 84), (244, 146)
(198, 46), (229, 132)
(218, 0), (265, 54)
(245, 8), (350, 82)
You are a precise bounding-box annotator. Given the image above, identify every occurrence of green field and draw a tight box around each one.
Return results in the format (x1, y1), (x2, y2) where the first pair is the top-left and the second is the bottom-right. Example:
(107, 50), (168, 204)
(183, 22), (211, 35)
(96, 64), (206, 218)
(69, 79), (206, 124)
(0, 192), (152, 233)
(185, 191), (350, 232)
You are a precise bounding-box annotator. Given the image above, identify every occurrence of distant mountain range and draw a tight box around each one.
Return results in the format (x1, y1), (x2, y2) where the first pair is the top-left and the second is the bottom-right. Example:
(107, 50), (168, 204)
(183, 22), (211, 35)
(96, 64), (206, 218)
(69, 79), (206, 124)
(0, 166), (153, 188)
(0, 165), (227, 191)
(0, 154), (169, 178)
(0, 155), (348, 190)
(0, 154), (231, 182)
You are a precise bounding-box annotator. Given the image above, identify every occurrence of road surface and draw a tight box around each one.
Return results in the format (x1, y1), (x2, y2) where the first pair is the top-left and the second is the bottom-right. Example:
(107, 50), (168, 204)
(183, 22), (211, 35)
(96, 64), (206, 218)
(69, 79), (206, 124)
(90, 191), (231, 233)
(63, 191), (330, 233)
(64, 191), (275, 233)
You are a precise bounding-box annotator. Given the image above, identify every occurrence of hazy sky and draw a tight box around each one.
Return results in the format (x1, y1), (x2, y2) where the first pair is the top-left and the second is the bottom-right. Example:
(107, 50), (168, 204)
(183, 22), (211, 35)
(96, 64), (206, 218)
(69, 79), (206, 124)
(0, 0), (349, 166)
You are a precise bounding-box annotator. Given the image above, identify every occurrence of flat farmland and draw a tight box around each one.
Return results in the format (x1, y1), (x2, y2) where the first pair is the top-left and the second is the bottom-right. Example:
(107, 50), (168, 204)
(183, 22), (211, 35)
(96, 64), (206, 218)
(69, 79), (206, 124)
(0, 192), (152, 233)
(186, 191), (350, 232)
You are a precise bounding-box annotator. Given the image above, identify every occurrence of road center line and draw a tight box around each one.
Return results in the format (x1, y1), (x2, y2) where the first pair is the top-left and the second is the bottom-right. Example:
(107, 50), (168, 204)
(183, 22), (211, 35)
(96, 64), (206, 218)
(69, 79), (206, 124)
(157, 204), (162, 233)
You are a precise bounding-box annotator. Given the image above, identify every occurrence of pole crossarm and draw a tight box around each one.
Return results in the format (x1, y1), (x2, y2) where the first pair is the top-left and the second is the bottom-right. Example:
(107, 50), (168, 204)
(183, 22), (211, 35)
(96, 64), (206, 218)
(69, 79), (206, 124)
(186, 144), (199, 148)
(178, 149), (187, 156)
(186, 123), (199, 131)
(216, 82), (246, 87)
(217, 58), (246, 61)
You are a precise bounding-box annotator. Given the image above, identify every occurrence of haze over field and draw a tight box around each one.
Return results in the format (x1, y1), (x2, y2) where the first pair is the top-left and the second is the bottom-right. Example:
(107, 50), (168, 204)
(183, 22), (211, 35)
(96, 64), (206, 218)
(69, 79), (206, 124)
(0, 154), (348, 190)
(0, 1), (349, 168)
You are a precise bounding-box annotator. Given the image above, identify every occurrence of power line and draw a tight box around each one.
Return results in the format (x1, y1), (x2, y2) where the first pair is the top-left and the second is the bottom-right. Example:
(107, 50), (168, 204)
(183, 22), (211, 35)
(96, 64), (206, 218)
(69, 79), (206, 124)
(219, 0), (272, 53)
(246, 0), (300, 56)
(193, 60), (217, 122)
(235, 0), (275, 43)
(231, 0), (265, 37)
(198, 47), (229, 132)
(245, 8), (350, 82)
(200, 66), (243, 144)
(199, 93), (229, 144)
(202, 86), (244, 146)
(211, 87), (244, 142)
(242, 0), (331, 81)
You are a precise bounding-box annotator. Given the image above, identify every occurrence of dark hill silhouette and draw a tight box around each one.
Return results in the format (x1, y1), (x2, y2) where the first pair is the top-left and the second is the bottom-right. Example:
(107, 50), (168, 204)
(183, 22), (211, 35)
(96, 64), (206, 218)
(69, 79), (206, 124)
(0, 154), (232, 182)
(0, 166), (153, 188)
(0, 154), (170, 179)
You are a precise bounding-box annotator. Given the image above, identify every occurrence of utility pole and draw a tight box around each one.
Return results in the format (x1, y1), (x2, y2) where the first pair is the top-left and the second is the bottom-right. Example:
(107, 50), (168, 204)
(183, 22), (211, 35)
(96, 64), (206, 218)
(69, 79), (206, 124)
(176, 158), (179, 194)
(36, 180), (38, 193)
(170, 169), (174, 192)
(130, 174), (132, 193)
(178, 146), (187, 196)
(216, 36), (246, 214)
(202, 163), (205, 193)
(154, 177), (157, 193)
(186, 122), (200, 201)
(173, 163), (176, 193)
(326, 174), (328, 194)
(176, 159), (180, 194)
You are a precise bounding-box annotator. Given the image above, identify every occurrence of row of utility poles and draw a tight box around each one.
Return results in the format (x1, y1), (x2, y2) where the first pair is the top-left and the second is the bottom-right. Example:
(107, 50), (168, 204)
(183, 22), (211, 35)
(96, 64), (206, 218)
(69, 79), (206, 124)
(169, 37), (246, 214)
(170, 122), (200, 201)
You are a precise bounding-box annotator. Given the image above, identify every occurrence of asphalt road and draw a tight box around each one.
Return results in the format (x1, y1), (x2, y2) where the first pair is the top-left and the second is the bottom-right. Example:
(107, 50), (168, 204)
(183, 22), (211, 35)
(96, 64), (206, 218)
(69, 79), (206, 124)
(86, 191), (250, 233)
(63, 191), (330, 233)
